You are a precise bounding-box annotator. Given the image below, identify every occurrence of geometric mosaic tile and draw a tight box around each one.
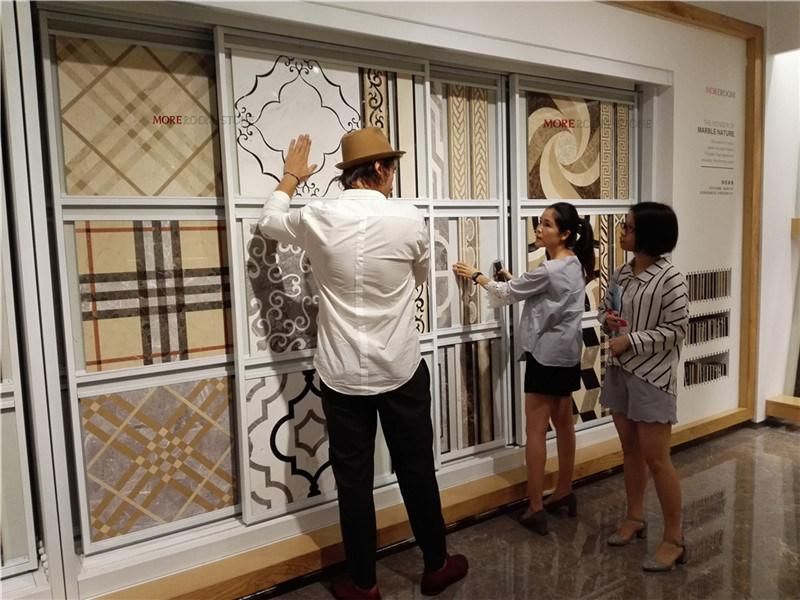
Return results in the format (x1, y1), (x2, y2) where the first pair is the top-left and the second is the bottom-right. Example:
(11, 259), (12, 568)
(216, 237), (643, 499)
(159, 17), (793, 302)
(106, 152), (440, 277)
(572, 325), (608, 424)
(615, 104), (630, 200)
(80, 376), (236, 541)
(75, 220), (232, 372)
(56, 37), (222, 197)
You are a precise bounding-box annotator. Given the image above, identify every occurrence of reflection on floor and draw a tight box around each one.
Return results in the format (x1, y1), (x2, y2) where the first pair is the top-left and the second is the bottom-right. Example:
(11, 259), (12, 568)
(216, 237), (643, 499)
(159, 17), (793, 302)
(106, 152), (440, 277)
(253, 423), (799, 600)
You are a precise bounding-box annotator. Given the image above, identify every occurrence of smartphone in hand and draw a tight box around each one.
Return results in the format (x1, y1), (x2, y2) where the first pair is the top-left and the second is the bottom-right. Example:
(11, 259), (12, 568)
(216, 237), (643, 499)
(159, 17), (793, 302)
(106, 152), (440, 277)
(492, 259), (509, 282)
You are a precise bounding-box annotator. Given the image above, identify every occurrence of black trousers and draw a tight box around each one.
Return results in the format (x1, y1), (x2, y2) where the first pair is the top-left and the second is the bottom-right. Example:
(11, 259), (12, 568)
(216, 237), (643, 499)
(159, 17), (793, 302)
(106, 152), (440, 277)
(320, 361), (447, 588)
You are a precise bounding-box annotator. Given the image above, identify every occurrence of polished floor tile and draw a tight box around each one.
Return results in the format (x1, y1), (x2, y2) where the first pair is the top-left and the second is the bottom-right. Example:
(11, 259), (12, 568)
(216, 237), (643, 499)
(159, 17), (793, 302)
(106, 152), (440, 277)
(254, 423), (799, 600)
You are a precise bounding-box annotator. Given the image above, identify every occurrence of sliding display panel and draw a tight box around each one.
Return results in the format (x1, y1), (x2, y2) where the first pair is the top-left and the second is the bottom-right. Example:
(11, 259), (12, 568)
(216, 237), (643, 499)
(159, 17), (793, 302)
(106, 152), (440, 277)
(217, 34), (513, 523)
(0, 168), (39, 578)
(41, 26), (238, 553)
(510, 75), (637, 440)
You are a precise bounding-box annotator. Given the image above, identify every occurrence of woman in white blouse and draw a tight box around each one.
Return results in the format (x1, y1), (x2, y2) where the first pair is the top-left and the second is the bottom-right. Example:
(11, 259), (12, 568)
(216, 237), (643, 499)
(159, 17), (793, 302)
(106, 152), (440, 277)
(453, 203), (594, 536)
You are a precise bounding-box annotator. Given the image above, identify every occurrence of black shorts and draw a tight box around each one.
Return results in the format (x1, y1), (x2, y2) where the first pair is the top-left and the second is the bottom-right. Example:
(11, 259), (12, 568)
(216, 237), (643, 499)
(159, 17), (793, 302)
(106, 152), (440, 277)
(524, 352), (581, 396)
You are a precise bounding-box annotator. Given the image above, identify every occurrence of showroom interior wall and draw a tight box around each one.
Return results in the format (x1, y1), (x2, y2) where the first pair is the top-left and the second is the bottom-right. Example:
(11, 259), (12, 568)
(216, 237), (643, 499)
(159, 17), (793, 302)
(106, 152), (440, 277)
(693, 0), (800, 417)
(0, 2), (782, 599)
(758, 2), (800, 413)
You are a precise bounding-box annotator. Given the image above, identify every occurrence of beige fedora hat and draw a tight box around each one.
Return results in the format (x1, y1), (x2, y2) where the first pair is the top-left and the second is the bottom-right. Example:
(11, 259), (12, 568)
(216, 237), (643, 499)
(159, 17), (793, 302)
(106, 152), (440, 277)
(335, 127), (405, 170)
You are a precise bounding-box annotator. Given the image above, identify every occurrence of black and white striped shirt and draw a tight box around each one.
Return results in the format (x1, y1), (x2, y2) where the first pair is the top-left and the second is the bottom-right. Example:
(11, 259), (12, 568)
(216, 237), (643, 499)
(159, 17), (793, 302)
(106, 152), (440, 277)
(599, 257), (689, 395)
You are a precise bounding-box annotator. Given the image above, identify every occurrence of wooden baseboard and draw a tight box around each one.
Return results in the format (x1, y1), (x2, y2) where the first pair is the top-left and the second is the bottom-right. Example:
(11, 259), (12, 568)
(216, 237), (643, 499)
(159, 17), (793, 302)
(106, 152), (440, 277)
(765, 395), (800, 424)
(100, 407), (750, 600)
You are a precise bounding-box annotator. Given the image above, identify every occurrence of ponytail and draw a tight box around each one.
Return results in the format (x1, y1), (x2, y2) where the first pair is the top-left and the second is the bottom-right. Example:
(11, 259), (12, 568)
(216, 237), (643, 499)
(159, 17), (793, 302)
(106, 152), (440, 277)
(546, 202), (595, 282)
(574, 216), (595, 282)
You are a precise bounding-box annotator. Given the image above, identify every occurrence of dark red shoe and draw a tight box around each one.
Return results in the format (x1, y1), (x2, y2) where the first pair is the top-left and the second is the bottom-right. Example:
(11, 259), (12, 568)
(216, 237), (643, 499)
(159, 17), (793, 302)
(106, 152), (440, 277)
(330, 578), (381, 600)
(420, 553), (469, 596)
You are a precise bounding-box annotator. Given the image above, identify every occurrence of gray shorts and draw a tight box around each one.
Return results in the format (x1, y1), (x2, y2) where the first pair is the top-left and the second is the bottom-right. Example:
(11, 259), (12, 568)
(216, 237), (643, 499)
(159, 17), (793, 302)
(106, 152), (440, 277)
(600, 366), (677, 424)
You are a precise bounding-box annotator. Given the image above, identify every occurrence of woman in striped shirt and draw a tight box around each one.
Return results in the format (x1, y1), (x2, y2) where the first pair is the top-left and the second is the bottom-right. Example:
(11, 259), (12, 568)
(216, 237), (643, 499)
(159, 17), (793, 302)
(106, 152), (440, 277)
(599, 202), (689, 571)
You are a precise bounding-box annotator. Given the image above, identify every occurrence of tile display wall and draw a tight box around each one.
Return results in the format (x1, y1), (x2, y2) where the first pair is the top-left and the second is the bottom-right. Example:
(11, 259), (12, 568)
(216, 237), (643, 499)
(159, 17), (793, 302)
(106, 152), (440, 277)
(51, 29), (646, 547)
(50, 32), (241, 550)
(231, 51), (417, 198)
(430, 81), (495, 199)
(80, 376), (236, 542)
(434, 217), (499, 328)
(74, 220), (232, 372)
(55, 36), (222, 197)
(526, 92), (629, 200)
(438, 339), (501, 453)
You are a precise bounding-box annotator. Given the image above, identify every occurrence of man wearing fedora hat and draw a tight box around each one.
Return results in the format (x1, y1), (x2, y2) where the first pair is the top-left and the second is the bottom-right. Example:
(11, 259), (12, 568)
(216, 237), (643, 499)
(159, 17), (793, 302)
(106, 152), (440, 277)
(260, 128), (468, 600)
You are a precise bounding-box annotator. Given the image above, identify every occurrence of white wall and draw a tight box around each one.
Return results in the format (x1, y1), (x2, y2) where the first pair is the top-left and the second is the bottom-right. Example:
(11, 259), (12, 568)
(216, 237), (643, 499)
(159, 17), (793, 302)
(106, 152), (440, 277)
(757, 2), (800, 416)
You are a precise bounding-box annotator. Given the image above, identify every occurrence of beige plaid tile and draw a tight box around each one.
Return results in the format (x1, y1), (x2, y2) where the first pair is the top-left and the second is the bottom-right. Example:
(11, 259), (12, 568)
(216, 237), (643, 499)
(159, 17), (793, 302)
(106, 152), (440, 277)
(75, 221), (231, 371)
(56, 36), (221, 197)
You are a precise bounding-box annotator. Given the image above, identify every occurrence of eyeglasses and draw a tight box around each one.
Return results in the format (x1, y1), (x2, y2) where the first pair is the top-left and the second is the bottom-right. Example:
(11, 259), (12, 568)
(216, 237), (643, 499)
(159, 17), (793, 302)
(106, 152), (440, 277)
(619, 223), (636, 234)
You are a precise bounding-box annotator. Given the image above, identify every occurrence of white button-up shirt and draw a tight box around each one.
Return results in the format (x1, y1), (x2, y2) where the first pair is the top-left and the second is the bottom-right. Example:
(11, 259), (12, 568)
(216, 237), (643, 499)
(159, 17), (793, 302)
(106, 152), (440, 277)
(259, 189), (429, 395)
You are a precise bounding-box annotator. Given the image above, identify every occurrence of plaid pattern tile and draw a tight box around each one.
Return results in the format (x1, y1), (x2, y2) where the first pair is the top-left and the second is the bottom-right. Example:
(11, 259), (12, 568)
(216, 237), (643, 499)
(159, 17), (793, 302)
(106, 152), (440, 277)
(76, 221), (231, 372)
(81, 377), (236, 541)
(55, 36), (222, 196)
